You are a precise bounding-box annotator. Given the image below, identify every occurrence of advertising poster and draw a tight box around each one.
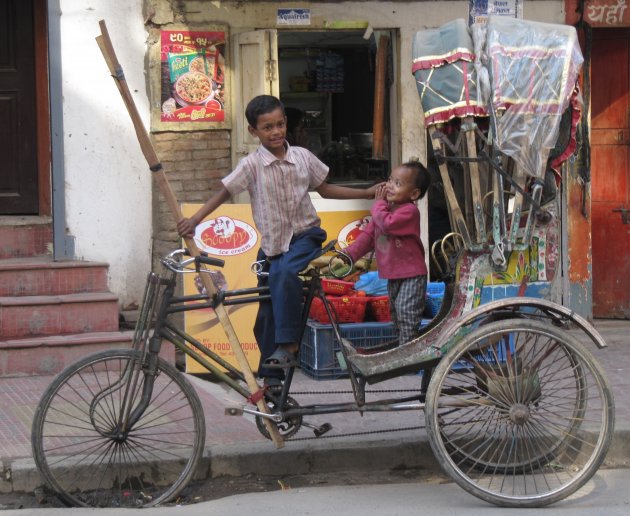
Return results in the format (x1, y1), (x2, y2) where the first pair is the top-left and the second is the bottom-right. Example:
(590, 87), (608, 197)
(181, 203), (370, 374)
(160, 30), (227, 124)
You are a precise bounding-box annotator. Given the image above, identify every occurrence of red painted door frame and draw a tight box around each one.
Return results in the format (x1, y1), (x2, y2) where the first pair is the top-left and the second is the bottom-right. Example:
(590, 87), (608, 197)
(566, 0), (630, 318)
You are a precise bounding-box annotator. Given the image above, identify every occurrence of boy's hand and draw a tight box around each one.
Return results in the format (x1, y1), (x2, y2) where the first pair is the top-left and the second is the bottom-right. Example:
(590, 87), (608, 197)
(177, 217), (197, 238)
(365, 181), (387, 199)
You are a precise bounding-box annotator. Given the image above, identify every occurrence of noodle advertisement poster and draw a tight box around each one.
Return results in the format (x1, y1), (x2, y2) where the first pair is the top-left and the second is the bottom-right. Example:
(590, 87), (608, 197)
(160, 30), (226, 123)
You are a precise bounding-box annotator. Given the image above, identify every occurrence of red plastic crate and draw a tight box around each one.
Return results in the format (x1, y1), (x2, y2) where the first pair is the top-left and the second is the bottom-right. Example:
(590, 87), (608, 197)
(321, 278), (355, 295)
(368, 296), (391, 322)
(309, 295), (368, 324)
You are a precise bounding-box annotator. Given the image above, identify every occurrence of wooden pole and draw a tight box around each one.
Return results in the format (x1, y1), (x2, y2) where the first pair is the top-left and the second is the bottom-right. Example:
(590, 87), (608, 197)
(96, 20), (284, 448)
(428, 126), (472, 249)
(463, 117), (486, 243)
(372, 35), (389, 159)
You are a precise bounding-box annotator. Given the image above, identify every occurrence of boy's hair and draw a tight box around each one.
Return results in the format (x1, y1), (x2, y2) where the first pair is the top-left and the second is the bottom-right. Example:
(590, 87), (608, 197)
(402, 160), (431, 199)
(245, 95), (285, 128)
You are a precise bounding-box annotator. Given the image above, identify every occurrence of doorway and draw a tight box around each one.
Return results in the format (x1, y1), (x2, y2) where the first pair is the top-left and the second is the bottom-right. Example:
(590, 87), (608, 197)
(0, 0), (50, 216)
(0, 0), (39, 214)
(591, 28), (630, 319)
(278, 31), (390, 187)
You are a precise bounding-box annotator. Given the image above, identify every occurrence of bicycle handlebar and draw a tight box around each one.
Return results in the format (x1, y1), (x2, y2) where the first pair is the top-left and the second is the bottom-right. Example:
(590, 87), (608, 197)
(161, 248), (225, 273)
(328, 250), (354, 279)
(163, 242), (351, 279)
(194, 254), (225, 269)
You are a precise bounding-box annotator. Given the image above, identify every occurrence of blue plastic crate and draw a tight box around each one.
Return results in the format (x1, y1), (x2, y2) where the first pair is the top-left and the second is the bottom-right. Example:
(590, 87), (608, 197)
(424, 296), (442, 317)
(454, 333), (517, 370)
(424, 282), (446, 318)
(426, 282), (445, 296)
(300, 321), (397, 379)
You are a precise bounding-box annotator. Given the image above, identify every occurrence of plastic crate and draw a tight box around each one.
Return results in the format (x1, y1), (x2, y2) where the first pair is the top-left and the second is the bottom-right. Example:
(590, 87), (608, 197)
(425, 295), (443, 317)
(309, 295), (368, 324)
(367, 296), (390, 322)
(321, 278), (355, 295)
(300, 321), (397, 379)
(454, 333), (516, 370)
(426, 282), (445, 296)
(425, 282), (446, 318)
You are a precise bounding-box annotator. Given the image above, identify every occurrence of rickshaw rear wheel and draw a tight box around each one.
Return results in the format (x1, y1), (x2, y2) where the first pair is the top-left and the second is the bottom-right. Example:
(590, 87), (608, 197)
(425, 318), (614, 508)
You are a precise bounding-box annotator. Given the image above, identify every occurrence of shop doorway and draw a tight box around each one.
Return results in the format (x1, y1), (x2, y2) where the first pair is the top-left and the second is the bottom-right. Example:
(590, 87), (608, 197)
(278, 31), (389, 186)
(232, 28), (395, 194)
(591, 28), (630, 319)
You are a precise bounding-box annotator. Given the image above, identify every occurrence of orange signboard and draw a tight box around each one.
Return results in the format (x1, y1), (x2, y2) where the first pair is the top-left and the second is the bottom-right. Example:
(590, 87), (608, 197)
(181, 203), (371, 374)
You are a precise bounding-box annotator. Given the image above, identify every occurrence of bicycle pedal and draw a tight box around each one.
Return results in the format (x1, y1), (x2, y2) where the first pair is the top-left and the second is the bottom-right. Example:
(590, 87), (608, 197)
(225, 406), (244, 416)
(314, 423), (332, 437)
(302, 421), (332, 437)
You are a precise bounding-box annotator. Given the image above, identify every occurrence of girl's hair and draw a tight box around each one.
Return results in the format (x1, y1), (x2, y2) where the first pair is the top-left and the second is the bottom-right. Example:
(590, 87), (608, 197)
(402, 160), (431, 199)
(245, 95), (285, 127)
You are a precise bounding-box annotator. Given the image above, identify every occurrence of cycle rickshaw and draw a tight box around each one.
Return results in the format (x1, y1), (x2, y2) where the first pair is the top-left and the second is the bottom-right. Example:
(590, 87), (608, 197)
(31, 17), (614, 510)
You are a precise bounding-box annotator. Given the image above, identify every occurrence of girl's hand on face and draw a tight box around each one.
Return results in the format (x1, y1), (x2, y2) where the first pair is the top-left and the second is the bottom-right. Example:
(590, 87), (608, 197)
(365, 181), (387, 199)
(375, 183), (388, 200)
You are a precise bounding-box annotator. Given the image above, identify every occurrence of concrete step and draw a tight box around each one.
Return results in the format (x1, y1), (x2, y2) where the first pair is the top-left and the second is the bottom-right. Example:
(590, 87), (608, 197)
(0, 218), (52, 259)
(0, 292), (120, 339)
(0, 330), (174, 376)
(0, 257), (109, 296)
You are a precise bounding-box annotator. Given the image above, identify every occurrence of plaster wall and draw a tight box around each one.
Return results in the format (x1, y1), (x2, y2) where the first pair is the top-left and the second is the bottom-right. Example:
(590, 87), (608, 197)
(59, 0), (152, 308)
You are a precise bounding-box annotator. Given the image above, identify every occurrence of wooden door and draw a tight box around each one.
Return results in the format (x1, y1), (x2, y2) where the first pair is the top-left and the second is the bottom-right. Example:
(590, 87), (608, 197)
(591, 29), (630, 318)
(0, 0), (39, 214)
(230, 29), (279, 203)
(232, 29), (279, 162)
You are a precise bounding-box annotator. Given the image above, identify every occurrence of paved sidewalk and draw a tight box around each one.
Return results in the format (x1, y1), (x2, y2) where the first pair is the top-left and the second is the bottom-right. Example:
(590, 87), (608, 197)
(1, 319), (628, 495)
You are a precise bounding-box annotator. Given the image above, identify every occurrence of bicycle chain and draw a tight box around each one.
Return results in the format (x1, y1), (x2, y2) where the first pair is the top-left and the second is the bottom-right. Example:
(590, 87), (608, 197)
(286, 424), (426, 441)
(290, 389), (424, 395)
(280, 388), (426, 441)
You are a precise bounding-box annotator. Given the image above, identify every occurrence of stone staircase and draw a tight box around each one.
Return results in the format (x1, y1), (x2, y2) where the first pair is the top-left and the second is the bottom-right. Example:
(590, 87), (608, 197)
(0, 219), (139, 377)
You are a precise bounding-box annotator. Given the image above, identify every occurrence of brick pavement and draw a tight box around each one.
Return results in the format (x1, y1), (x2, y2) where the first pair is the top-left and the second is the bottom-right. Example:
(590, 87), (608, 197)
(0, 319), (628, 493)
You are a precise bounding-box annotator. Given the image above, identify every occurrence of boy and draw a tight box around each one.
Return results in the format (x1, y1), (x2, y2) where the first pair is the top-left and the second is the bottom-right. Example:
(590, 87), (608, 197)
(177, 95), (380, 389)
(342, 161), (431, 346)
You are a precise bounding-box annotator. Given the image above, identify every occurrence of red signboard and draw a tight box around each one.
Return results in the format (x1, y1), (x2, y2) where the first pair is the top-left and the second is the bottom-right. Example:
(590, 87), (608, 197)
(566, 0), (630, 27)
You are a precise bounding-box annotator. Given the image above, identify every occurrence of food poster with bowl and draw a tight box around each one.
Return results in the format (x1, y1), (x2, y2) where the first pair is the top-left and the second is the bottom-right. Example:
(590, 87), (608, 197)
(181, 202), (370, 374)
(160, 29), (226, 124)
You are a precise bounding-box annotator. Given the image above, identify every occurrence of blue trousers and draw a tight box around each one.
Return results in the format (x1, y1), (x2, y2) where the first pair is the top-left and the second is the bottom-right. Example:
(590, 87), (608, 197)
(255, 227), (326, 379)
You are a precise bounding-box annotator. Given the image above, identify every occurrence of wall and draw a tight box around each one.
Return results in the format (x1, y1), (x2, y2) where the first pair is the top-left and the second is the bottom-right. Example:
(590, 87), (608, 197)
(59, 0), (152, 308)
(151, 132), (231, 271)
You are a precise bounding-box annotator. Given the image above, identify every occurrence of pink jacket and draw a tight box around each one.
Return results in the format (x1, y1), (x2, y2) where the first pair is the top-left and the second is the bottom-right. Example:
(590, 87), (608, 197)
(344, 200), (427, 280)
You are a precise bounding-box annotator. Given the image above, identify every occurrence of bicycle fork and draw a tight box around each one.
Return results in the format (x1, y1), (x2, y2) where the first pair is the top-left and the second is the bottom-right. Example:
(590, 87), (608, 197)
(89, 276), (173, 439)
